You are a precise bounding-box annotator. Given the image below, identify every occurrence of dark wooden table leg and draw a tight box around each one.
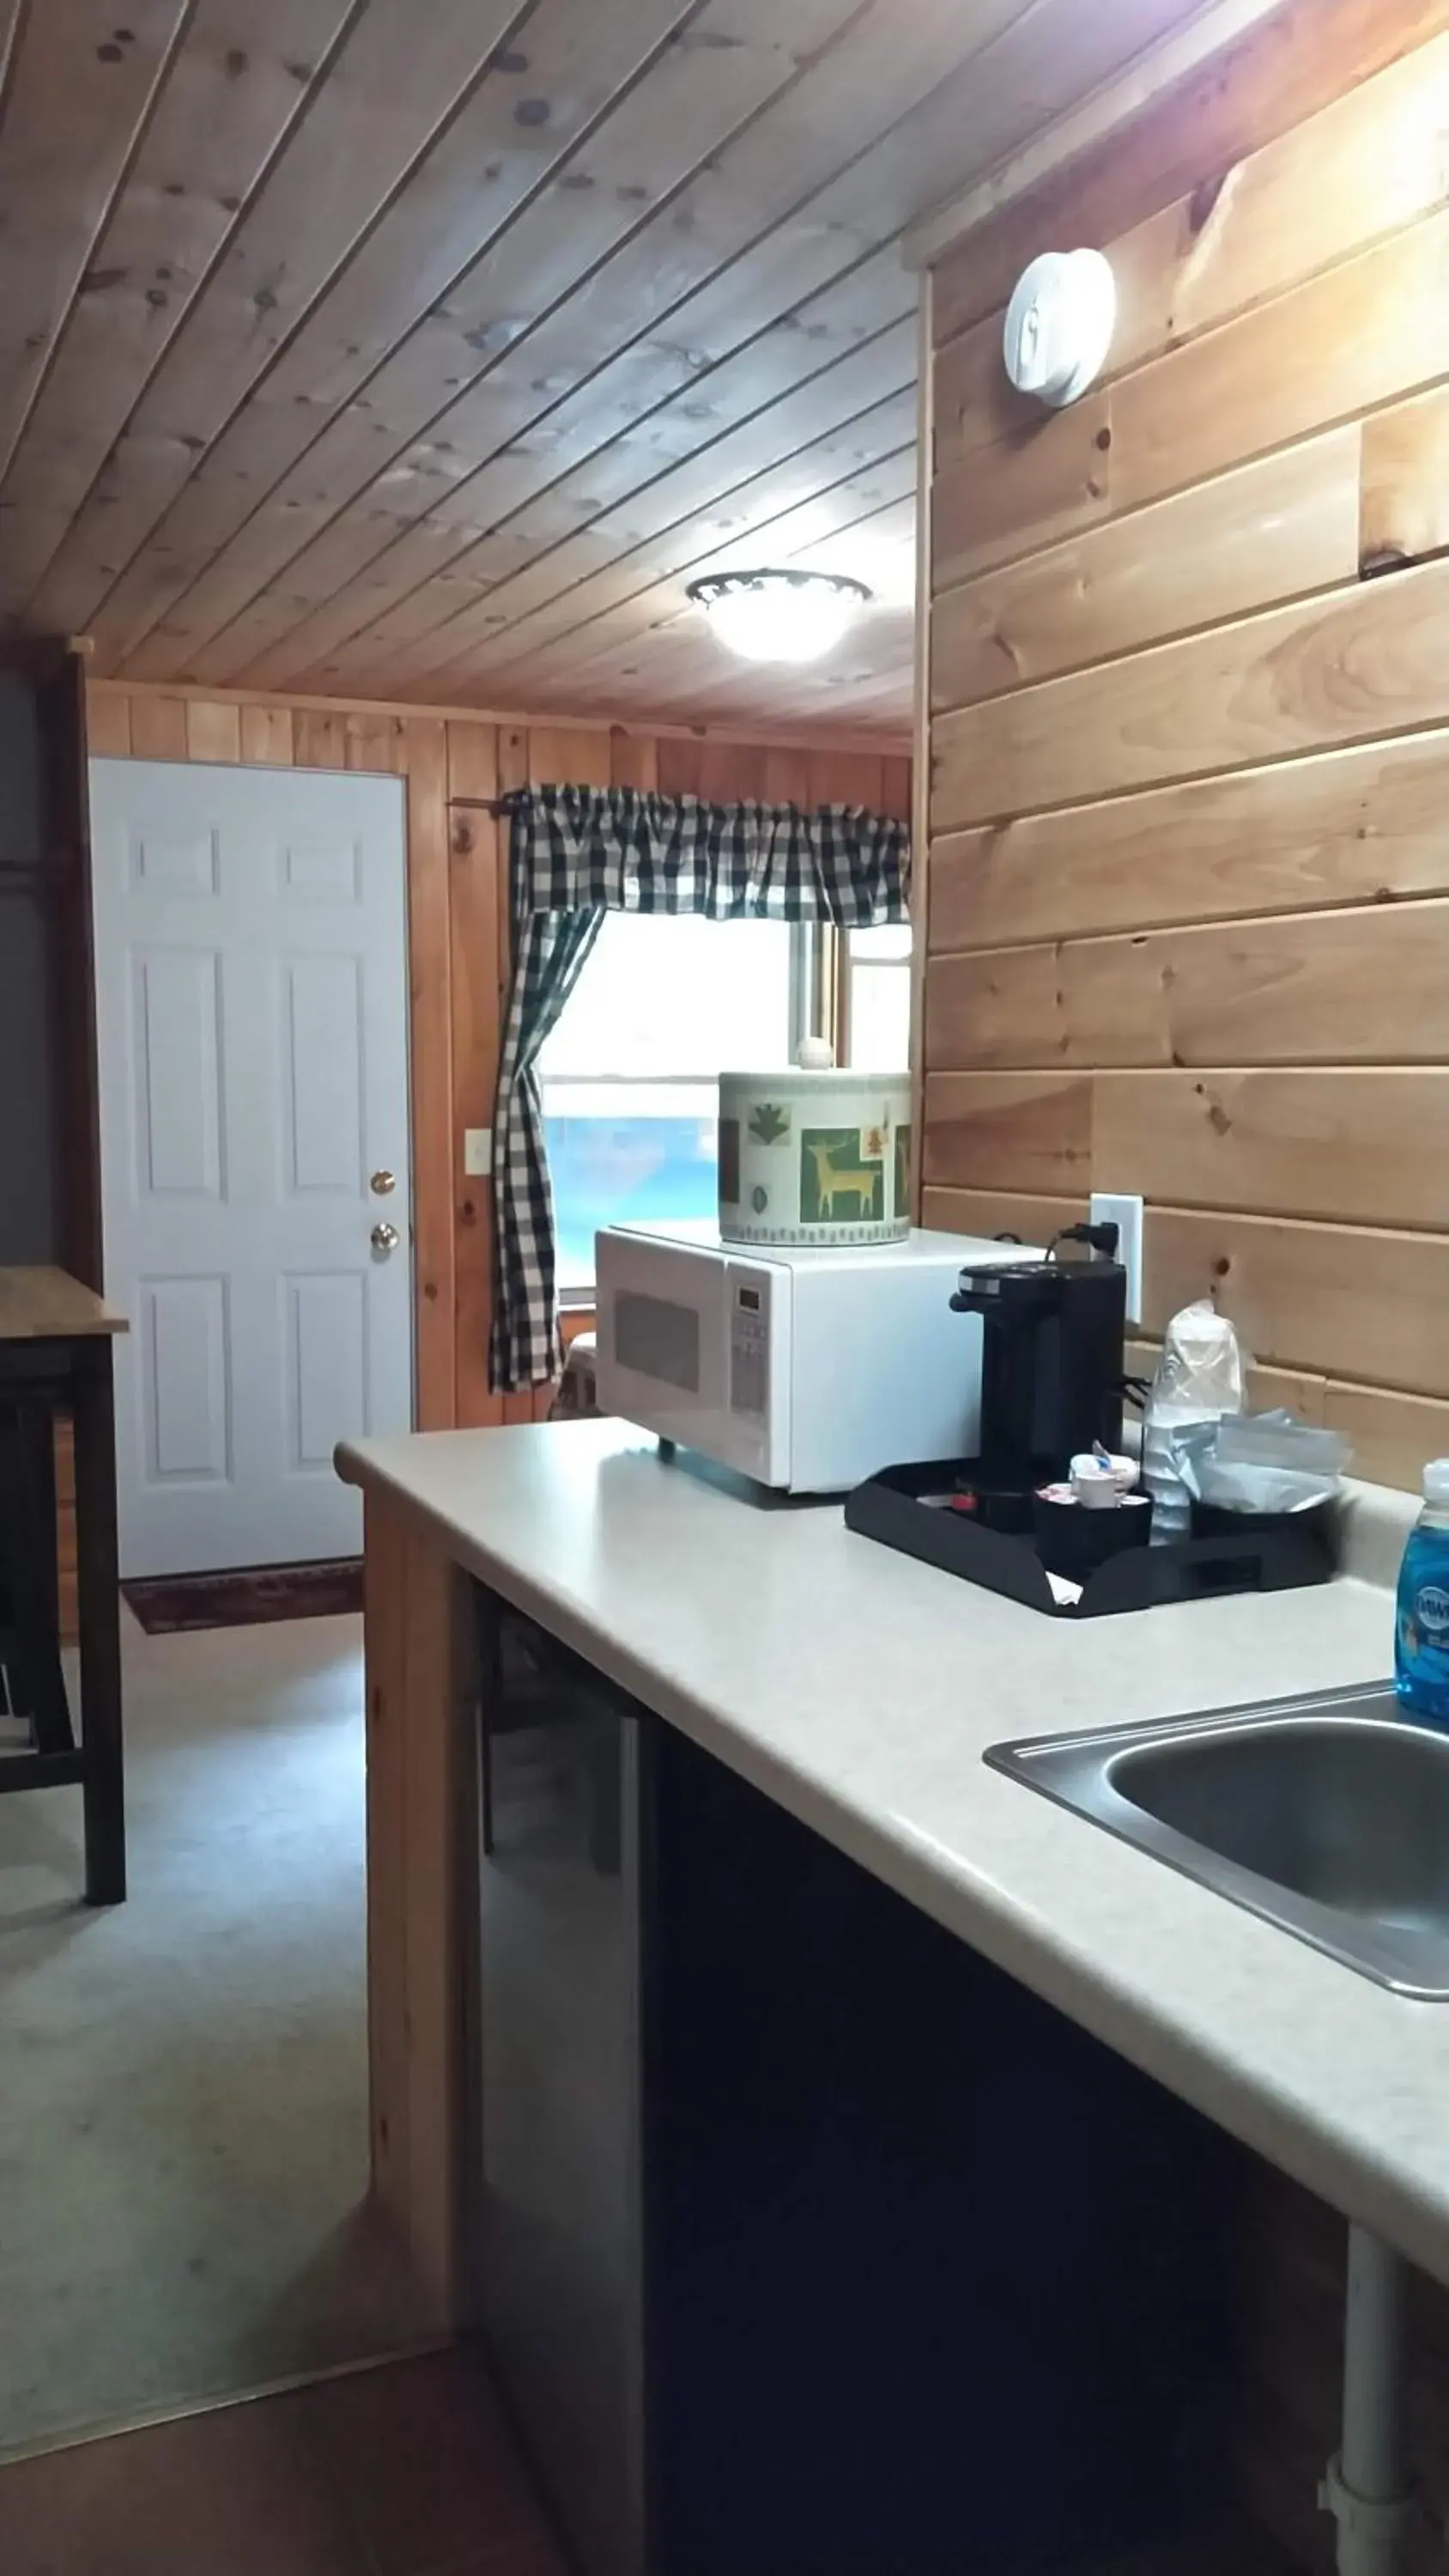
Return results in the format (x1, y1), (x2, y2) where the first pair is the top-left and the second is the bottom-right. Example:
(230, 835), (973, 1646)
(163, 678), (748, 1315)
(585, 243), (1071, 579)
(72, 1337), (125, 1905)
(0, 1397), (75, 1755)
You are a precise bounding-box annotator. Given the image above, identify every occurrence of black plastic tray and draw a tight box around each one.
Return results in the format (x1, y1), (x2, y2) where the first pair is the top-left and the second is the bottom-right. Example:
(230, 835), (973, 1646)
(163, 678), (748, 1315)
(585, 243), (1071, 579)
(844, 1459), (1338, 1619)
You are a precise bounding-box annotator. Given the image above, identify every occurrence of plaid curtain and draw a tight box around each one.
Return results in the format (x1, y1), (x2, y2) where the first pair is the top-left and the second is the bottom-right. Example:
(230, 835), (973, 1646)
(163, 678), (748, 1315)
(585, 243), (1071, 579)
(490, 906), (607, 1394)
(490, 787), (911, 1393)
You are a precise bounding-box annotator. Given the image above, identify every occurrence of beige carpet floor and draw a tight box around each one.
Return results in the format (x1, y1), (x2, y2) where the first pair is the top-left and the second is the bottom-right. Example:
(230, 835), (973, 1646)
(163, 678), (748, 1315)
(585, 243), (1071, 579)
(0, 1611), (433, 2459)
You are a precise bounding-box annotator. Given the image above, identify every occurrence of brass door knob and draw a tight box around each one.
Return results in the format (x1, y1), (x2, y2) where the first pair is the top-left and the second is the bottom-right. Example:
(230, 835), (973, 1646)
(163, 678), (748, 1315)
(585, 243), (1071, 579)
(370, 1169), (397, 1195)
(371, 1222), (401, 1254)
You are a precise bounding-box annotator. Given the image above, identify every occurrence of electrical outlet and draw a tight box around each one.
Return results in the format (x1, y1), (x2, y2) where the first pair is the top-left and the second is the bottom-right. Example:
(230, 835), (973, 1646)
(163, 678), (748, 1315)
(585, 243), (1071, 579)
(1090, 1191), (1144, 1327)
(464, 1127), (493, 1179)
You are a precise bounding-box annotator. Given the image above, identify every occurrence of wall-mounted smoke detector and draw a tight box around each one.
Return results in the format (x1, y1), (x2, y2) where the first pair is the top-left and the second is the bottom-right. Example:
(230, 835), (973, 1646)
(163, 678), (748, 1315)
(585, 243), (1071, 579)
(1003, 249), (1116, 408)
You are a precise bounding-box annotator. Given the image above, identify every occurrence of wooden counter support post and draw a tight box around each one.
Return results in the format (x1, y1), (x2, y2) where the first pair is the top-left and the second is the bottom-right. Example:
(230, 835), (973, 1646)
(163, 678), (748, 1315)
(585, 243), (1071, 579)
(363, 1490), (478, 2328)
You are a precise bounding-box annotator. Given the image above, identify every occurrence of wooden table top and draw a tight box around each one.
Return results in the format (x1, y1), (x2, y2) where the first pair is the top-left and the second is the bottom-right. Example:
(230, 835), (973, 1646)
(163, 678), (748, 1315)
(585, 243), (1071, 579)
(0, 1267), (129, 1341)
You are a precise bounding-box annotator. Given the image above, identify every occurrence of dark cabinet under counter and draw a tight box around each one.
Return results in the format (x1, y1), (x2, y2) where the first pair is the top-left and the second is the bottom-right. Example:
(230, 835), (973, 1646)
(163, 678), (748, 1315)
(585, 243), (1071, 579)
(473, 1586), (1240, 2576)
(474, 1601), (649, 2576)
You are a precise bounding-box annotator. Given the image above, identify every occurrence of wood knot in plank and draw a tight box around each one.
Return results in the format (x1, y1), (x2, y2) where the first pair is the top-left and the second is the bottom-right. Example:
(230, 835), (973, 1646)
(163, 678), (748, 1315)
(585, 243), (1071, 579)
(1187, 170), (1230, 235)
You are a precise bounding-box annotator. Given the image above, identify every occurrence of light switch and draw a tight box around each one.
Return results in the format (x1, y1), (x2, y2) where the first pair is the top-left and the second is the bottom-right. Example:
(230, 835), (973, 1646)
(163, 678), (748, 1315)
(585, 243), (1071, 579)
(1090, 1191), (1144, 1328)
(464, 1127), (493, 1178)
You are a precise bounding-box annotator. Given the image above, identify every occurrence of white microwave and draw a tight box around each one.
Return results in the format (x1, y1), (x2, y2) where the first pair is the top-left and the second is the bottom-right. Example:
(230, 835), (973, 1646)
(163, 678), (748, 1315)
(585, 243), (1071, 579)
(594, 1220), (1036, 1494)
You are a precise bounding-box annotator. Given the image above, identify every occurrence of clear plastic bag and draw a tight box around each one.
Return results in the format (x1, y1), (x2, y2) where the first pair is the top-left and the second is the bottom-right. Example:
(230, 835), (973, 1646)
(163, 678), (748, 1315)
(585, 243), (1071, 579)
(1179, 1410), (1351, 1516)
(1149, 1299), (1250, 1415)
(1142, 1300), (1249, 1543)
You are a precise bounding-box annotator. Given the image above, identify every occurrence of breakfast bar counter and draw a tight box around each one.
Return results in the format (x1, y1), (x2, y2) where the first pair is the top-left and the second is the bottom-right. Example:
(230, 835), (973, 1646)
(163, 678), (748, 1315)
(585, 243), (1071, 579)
(338, 1418), (1447, 2337)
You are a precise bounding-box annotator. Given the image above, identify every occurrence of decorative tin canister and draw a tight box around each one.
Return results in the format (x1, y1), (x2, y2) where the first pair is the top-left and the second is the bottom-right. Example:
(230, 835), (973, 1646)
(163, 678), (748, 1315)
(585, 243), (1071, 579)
(718, 1044), (912, 1247)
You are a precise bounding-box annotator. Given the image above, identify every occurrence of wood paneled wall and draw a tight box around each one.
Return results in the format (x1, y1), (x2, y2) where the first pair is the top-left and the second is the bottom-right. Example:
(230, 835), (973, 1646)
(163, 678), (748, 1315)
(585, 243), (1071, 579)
(88, 681), (909, 1429)
(919, 4), (1449, 1495)
(921, 23), (1449, 2567)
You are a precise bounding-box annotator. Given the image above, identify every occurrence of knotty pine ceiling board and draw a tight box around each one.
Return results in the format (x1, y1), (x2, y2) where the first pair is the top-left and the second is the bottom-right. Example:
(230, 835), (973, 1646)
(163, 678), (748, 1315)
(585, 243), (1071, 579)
(535, 495), (920, 728)
(187, 222), (919, 691)
(306, 360), (921, 697)
(118, 0), (984, 702)
(92, 0), (854, 676)
(407, 425), (920, 716)
(0, 0), (192, 482)
(2, 0), (1214, 733)
(185, 246), (919, 692)
(0, 0), (358, 611)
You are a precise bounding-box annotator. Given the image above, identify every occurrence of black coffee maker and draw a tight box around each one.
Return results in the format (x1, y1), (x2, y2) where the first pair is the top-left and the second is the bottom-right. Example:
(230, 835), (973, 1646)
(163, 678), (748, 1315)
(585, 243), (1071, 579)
(949, 1224), (1127, 1510)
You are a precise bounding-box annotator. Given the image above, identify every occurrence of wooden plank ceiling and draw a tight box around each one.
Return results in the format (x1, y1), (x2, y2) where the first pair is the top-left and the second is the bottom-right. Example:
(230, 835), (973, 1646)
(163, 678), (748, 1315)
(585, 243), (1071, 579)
(0, 0), (1213, 735)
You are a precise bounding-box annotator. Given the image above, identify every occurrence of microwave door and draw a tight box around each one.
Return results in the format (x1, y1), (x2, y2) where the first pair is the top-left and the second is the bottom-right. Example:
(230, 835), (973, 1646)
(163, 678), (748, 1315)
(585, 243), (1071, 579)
(596, 1235), (731, 1454)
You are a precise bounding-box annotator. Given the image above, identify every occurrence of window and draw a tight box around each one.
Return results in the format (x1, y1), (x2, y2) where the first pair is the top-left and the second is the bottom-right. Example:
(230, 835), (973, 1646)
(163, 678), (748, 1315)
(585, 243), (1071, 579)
(846, 923), (912, 1072)
(541, 914), (794, 1291)
(542, 912), (915, 1291)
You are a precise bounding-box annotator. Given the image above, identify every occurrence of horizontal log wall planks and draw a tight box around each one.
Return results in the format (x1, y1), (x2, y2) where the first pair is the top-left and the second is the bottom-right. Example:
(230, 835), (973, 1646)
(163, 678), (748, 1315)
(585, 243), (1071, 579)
(90, 682), (909, 1431)
(920, 3), (1449, 1501)
(933, 552), (1449, 827)
(925, 902), (1449, 1072)
(927, 732), (1449, 952)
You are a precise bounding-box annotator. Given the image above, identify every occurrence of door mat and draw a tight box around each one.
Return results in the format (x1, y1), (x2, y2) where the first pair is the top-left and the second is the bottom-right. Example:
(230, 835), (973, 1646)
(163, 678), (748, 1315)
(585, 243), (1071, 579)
(122, 1559), (363, 1635)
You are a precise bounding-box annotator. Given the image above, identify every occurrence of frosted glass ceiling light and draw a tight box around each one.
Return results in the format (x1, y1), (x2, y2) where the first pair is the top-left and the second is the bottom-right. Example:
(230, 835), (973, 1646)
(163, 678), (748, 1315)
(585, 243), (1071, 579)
(687, 568), (871, 665)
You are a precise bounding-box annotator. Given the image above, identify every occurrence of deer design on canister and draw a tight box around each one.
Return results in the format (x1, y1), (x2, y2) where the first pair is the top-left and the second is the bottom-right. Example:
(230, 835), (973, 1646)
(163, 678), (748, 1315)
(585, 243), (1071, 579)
(807, 1139), (882, 1220)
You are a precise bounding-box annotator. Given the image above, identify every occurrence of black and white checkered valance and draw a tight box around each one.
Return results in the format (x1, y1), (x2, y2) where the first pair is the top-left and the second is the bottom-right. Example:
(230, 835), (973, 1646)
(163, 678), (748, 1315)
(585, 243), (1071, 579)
(491, 787), (911, 1393)
(507, 784), (910, 924)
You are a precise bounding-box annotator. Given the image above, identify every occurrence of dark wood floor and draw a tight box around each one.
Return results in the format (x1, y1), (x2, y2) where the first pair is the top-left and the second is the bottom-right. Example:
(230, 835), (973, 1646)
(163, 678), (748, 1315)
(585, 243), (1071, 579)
(0, 2336), (1301, 2576)
(0, 2346), (570, 2576)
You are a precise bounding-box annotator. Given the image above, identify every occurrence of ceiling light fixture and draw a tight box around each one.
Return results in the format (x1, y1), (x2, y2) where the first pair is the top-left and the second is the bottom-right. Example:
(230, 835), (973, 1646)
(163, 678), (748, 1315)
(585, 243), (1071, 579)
(686, 568), (871, 665)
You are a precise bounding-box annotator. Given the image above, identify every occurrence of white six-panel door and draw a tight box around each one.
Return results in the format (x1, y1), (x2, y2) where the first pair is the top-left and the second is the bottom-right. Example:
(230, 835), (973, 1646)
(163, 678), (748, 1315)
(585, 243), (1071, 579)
(89, 758), (413, 1578)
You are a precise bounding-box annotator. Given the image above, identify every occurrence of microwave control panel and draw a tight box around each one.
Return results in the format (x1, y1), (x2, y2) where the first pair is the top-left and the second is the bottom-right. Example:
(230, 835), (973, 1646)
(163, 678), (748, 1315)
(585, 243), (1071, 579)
(729, 1277), (769, 1418)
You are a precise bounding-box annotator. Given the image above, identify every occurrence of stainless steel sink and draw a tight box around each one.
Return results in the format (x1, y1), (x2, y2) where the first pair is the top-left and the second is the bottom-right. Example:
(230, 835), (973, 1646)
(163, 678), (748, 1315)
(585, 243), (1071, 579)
(985, 1684), (1449, 1996)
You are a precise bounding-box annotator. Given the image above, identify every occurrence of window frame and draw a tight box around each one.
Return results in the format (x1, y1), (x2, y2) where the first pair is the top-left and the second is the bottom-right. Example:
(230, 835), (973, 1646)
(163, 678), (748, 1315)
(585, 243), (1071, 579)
(542, 915), (913, 1300)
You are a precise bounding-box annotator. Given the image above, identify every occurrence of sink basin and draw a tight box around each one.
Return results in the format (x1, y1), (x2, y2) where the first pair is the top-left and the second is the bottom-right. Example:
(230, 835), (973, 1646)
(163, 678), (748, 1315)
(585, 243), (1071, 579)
(985, 1685), (1449, 1996)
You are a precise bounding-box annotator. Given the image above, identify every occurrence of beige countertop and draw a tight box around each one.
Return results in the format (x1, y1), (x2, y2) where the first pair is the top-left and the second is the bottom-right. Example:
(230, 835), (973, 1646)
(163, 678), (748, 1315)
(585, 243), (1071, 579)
(339, 1420), (1449, 2283)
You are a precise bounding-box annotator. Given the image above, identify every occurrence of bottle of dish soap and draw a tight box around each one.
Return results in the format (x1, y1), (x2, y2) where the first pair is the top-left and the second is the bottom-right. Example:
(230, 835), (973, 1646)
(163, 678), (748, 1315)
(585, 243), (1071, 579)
(1394, 1460), (1449, 1725)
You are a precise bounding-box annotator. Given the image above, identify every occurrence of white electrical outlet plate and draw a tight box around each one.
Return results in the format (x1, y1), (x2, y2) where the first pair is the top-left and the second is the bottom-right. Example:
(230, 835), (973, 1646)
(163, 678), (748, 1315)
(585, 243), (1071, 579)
(464, 1127), (493, 1179)
(1090, 1191), (1144, 1327)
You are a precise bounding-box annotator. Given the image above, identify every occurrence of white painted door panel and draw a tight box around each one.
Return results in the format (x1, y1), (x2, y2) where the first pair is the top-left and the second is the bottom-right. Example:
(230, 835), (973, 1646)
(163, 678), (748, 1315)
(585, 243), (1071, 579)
(89, 758), (412, 1577)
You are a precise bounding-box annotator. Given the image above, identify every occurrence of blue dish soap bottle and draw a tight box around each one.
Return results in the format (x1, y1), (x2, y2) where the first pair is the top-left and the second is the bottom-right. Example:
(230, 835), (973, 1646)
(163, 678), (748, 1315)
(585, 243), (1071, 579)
(1395, 1460), (1449, 1726)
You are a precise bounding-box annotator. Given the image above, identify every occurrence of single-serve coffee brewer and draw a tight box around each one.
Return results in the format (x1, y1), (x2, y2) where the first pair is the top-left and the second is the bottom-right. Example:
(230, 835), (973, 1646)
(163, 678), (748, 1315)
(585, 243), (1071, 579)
(949, 1224), (1127, 1519)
